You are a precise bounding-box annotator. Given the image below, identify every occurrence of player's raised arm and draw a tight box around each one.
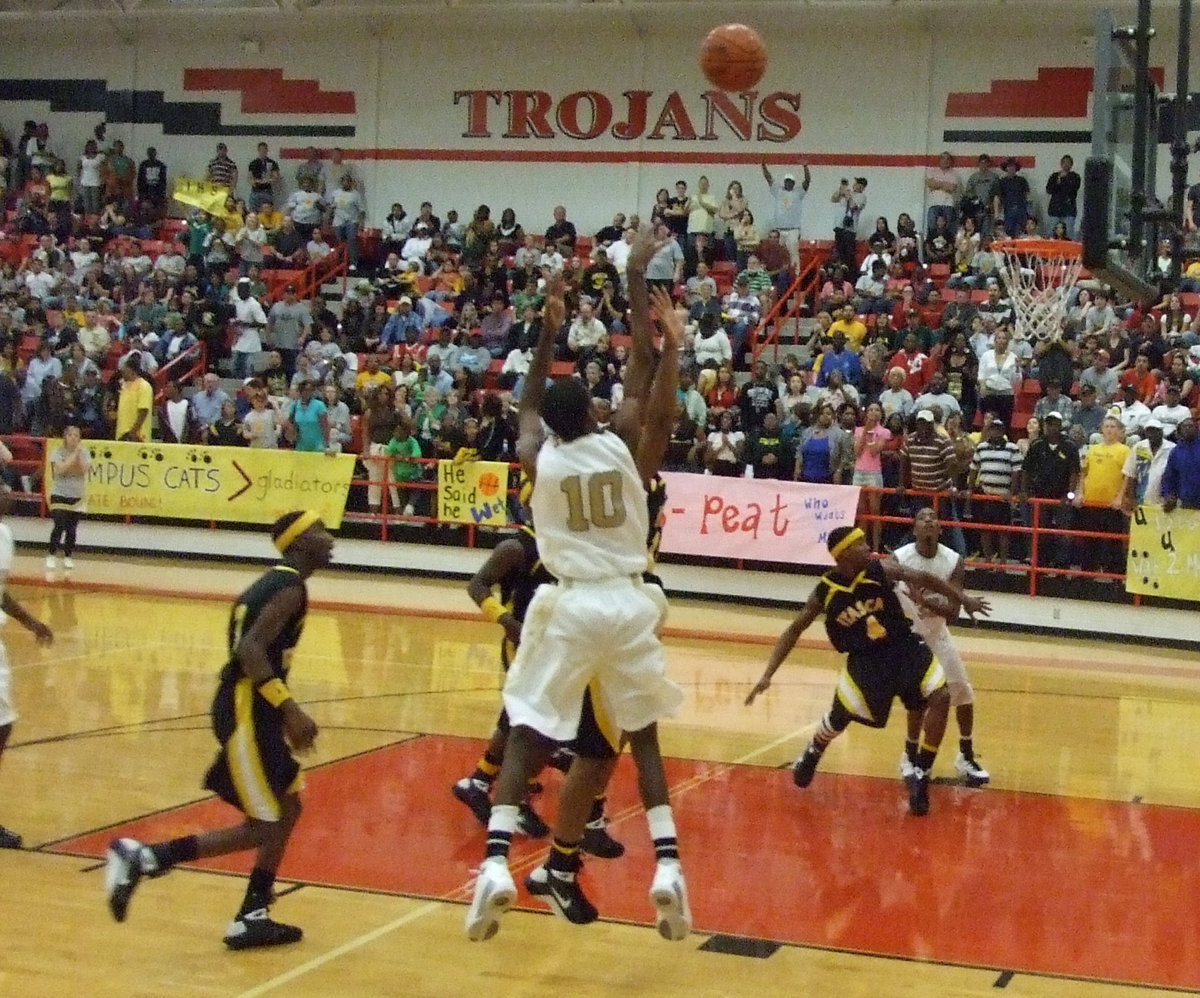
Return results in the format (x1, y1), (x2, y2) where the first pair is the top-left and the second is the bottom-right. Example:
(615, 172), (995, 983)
(634, 286), (683, 483)
(466, 538), (527, 649)
(515, 275), (566, 481)
(622, 227), (670, 408)
(882, 557), (990, 621)
(745, 589), (824, 704)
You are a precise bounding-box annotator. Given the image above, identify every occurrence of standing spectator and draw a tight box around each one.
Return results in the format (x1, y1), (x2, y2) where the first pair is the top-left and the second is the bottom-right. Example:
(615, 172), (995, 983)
(190, 372), (228, 439)
(77, 139), (104, 216)
(977, 327), (1021, 428)
(761, 159), (811, 262)
(241, 390), (280, 449)
(746, 411), (791, 480)
(23, 340), (61, 412)
(1033, 377), (1075, 430)
(135, 147), (168, 224)
(266, 284), (311, 376)
(207, 398), (243, 446)
(962, 153), (1000, 233)
(283, 178), (325, 241)
(992, 158), (1031, 238)
(157, 380), (197, 444)
(247, 143), (280, 211)
(1019, 410), (1079, 568)
(1161, 417), (1200, 512)
(831, 177), (868, 272)
(702, 410), (745, 476)
(100, 140), (134, 211)
(45, 423), (91, 578)
(284, 380), (329, 453)
(1045, 155), (1081, 238)
(385, 419), (424, 516)
(1072, 416), (1130, 574)
(1079, 348), (1119, 406)
(1074, 383), (1106, 440)
(969, 418), (1022, 565)
(115, 359), (152, 442)
(686, 175), (718, 256)
(644, 223), (684, 291)
(796, 403), (850, 484)
(853, 402), (891, 552)
(891, 332), (933, 397)
(206, 142), (238, 192)
(230, 277), (267, 379)
(1121, 418), (1173, 511)
(737, 361), (779, 434)
(329, 174), (365, 270)
(899, 410), (966, 555)
(925, 151), (962, 234)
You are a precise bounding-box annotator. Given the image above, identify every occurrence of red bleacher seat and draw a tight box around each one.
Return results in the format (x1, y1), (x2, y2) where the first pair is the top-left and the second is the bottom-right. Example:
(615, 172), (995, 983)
(1181, 292), (1200, 312)
(609, 334), (632, 353)
(549, 361), (575, 378)
(929, 263), (951, 282)
(1020, 377), (1042, 396)
(970, 290), (989, 303)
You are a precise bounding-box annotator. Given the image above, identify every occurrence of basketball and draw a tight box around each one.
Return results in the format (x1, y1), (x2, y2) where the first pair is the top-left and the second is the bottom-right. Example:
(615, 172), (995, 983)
(478, 471), (501, 498)
(699, 23), (768, 92)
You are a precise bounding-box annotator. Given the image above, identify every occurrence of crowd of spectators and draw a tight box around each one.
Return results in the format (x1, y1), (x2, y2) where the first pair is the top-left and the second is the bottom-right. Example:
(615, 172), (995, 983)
(1, 120), (1199, 575)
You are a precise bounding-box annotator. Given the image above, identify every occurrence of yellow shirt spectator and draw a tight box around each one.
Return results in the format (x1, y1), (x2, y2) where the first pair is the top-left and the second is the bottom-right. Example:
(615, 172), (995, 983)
(257, 206), (284, 231)
(116, 372), (153, 441)
(1080, 440), (1130, 505)
(355, 368), (392, 397)
(828, 316), (868, 352)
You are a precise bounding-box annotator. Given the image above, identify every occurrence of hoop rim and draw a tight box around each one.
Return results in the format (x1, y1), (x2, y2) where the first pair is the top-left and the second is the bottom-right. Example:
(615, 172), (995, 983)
(989, 238), (1082, 260)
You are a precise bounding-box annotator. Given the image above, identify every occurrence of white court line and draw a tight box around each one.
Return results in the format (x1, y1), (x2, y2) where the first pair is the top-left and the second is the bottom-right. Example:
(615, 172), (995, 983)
(232, 900), (443, 998)
(8, 641), (166, 672)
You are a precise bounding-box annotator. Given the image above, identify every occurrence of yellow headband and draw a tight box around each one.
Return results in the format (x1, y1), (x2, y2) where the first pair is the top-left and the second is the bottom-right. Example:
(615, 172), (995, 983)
(829, 527), (866, 560)
(274, 510), (322, 554)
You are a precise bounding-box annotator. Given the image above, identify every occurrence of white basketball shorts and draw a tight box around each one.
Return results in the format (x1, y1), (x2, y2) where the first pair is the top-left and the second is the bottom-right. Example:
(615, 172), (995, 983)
(503, 576), (683, 742)
(0, 642), (14, 727)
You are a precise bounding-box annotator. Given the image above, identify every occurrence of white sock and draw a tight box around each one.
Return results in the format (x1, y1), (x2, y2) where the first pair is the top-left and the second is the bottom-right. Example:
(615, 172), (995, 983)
(646, 803), (677, 860)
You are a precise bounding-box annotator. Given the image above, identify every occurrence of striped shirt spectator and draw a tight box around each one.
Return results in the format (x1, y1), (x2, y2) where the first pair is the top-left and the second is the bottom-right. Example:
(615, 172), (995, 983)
(900, 411), (955, 491)
(971, 425), (1023, 496)
(207, 143), (238, 190)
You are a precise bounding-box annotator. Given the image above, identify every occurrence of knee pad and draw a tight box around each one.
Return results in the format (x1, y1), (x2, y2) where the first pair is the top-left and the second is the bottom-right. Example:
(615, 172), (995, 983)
(947, 680), (975, 708)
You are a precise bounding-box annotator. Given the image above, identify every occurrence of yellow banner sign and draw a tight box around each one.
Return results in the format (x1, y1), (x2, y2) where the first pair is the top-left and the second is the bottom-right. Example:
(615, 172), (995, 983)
(437, 460), (509, 526)
(172, 177), (232, 215)
(1126, 505), (1200, 602)
(45, 440), (356, 527)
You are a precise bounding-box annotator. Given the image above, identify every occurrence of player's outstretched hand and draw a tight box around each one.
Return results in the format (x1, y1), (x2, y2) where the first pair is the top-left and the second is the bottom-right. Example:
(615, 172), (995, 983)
(542, 273), (567, 331)
(647, 286), (683, 348)
(745, 676), (771, 705)
(961, 594), (992, 620)
(282, 702), (319, 753)
(30, 620), (53, 646)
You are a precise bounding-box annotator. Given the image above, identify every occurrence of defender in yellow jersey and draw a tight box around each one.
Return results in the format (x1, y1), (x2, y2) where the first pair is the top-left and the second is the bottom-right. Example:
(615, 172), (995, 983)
(747, 524), (990, 816)
(105, 511), (332, 950)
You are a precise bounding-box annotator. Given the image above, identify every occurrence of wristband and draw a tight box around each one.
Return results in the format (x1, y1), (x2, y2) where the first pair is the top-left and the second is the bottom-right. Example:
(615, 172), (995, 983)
(257, 677), (293, 708)
(480, 595), (507, 624)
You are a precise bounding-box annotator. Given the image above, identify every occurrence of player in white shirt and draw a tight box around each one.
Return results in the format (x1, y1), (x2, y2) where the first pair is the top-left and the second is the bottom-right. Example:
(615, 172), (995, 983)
(891, 508), (990, 786)
(466, 270), (690, 945)
(0, 487), (55, 848)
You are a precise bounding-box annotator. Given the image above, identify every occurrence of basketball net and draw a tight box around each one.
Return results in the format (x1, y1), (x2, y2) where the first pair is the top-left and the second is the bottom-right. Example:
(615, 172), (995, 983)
(991, 239), (1083, 342)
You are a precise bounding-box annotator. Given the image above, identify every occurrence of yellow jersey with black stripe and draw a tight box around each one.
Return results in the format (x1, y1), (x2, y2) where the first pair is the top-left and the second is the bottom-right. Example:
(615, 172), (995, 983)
(813, 559), (914, 654)
(499, 525), (556, 668)
(219, 565), (308, 684)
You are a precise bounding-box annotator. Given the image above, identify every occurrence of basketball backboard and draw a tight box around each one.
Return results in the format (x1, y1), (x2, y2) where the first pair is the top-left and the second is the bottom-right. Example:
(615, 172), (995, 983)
(1080, 5), (1161, 301)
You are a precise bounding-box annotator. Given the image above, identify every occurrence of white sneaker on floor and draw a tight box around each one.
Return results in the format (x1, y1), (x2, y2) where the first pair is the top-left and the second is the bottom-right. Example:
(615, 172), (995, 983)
(649, 860), (691, 941)
(63, 557), (75, 572)
(954, 752), (990, 786)
(899, 753), (916, 779)
(45, 555), (57, 571)
(465, 857), (516, 942)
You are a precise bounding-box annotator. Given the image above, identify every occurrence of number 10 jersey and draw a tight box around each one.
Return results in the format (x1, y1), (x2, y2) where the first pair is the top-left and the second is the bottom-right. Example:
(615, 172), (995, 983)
(530, 429), (650, 581)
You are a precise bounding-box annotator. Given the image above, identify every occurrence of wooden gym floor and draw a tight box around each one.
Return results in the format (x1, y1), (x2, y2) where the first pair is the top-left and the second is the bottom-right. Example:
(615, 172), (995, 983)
(1, 551), (1198, 997)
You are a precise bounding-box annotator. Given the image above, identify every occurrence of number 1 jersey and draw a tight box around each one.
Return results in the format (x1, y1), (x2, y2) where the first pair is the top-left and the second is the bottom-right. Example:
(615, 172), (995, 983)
(530, 429), (650, 580)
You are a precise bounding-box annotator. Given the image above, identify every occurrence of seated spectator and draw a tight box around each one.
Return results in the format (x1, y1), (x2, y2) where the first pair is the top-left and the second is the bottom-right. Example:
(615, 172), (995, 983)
(1152, 384), (1191, 436)
(702, 410), (746, 476)
(307, 228), (333, 264)
(458, 330), (492, 384)
(913, 371), (961, 417)
(269, 217), (308, 269)
(157, 380), (197, 444)
(1119, 350), (1158, 402)
(566, 300), (607, 360)
(241, 389), (281, 448)
(879, 366), (915, 419)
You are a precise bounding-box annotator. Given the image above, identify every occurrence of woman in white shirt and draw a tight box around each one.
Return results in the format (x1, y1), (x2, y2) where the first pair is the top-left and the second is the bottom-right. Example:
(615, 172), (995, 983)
(77, 140), (104, 216)
(240, 391), (280, 448)
(234, 213), (268, 273)
(977, 327), (1021, 427)
(703, 410), (745, 477)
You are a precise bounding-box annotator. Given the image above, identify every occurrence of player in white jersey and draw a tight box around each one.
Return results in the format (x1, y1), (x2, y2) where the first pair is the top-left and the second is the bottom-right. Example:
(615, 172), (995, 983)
(466, 277), (690, 944)
(892, 508), (990, 786)
(0, 487), (55, 847)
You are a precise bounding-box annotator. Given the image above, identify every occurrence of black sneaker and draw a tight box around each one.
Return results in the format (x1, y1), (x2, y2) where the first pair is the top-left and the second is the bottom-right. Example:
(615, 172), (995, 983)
(792, 746), (822, 788)
(452, 778), (492, 827)
(105, 837), (144, 922)
(525, 867), (599, 925)
(906, 769), (931, 816)
(516, 801), (550, 838)
(223, 908), (303, 950)
(0, 824), (22, 849)
(581, 820), (625, 859)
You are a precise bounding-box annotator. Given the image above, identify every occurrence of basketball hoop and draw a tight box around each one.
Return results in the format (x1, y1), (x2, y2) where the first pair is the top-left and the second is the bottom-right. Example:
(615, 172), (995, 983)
(990, 238), (1083, 342)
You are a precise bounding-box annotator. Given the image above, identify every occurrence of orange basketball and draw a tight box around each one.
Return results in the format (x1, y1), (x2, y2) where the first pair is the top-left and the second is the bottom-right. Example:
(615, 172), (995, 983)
(699, 23), (768, 92)
(478, 471), (500, 498)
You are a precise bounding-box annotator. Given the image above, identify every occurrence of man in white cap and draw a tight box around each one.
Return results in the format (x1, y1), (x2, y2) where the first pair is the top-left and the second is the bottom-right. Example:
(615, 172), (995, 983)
(1150, 384), (1192, 437)
(1120, 418), (1173, 511)
(761, 158), (811, 264)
